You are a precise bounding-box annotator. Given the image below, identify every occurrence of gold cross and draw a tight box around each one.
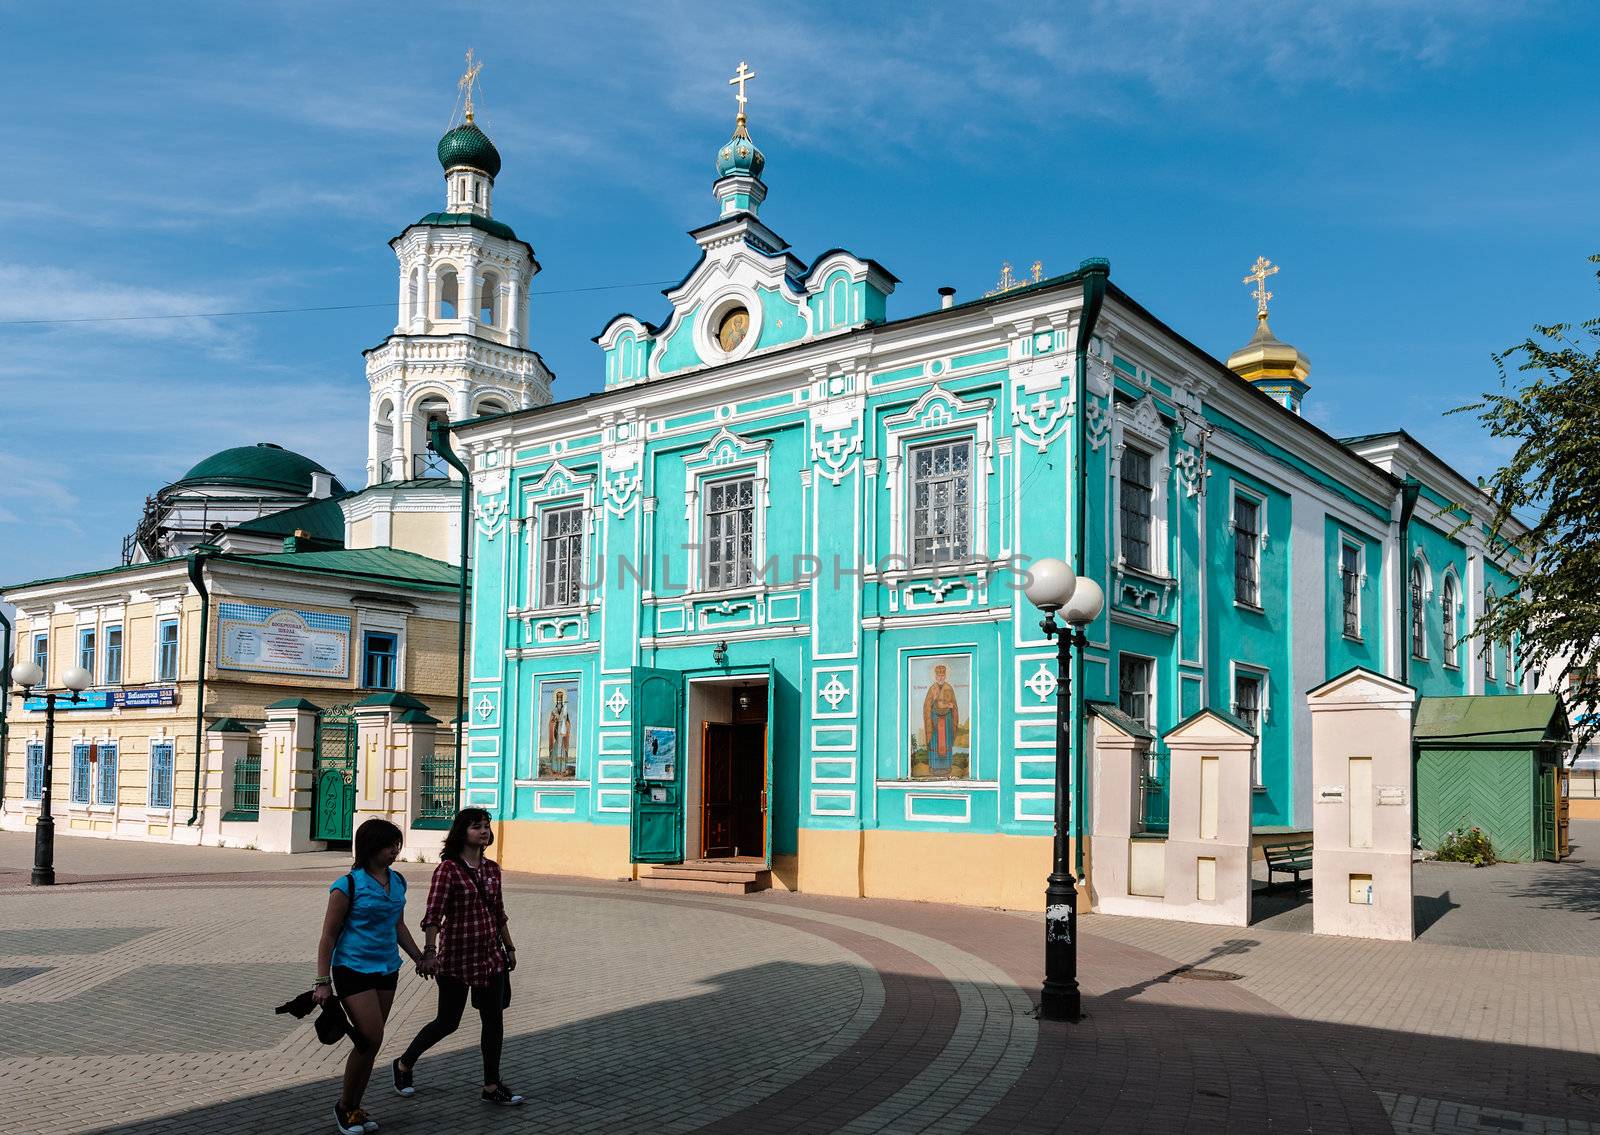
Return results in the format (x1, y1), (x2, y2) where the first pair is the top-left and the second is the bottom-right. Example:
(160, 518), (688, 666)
(729, 60), (756, 123)
(459, 48), (484, 123)
(1243, 255), (1279, 319)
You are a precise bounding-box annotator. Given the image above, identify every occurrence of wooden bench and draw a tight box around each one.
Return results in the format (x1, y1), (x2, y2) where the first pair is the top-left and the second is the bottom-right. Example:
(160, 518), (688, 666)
(1262, 840), (1314, 887)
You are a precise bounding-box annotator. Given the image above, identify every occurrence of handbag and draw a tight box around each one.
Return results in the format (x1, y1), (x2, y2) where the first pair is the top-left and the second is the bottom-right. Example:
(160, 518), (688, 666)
(461, 860), (513, 1009)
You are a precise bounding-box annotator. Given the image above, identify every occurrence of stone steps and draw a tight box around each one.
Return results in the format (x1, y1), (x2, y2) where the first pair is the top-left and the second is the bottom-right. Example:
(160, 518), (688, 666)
(639, 859), (772, 894)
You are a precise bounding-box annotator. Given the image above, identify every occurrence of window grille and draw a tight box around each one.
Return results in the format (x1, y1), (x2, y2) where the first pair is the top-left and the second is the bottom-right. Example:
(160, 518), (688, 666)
(909, 439), (972, 565)
(704, 476), (756, 590)
(540, 506), (585, 607)
(1442, 576), (1460, 667)
(1410, 561), (1427, 659)
(1120, 449), (1154, 572)
(1233, 671), (1265, 783)
(1233, 496), (1261, 606)
(148, 742), (174, 809)
(70, 743), (91, 804)
(94, 742), (118, 806)
(225, 754), (261, 821)
(25, 742), (44, 800)
(1118, 655), (1154, 729)
(1340, 543), (1362, 638)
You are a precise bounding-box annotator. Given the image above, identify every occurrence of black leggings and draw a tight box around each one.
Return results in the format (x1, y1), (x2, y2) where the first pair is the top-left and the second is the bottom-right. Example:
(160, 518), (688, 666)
(401, 974), (504, 1083)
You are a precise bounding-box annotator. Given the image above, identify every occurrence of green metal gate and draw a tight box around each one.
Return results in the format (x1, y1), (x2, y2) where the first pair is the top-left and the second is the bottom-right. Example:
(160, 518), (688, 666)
(312, 704), (358, 843)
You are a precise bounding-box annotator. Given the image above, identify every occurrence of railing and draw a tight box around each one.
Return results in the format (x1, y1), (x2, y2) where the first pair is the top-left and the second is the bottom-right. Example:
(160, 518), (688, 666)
(223, 754), (261, 821)
(1139, 747), (1170, 834)
(377, 453), (452, 483)
(415, 752), (459, 828)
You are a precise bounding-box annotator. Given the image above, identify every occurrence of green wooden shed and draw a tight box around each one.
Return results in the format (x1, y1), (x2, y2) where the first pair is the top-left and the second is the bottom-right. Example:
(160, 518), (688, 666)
(1414, 694), (1570, 863)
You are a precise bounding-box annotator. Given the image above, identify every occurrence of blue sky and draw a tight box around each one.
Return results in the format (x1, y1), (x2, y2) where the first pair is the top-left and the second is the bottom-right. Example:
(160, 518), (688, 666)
(1, 1), (1596, 584)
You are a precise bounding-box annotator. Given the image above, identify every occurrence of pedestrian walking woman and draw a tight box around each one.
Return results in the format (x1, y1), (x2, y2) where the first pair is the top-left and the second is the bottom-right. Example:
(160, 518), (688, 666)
(393, 807), (524, 1106)
(314, 817), (429, 1135)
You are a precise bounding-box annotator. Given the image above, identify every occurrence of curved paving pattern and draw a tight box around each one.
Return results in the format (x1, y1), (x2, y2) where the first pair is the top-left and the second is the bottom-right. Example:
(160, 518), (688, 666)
(0, 853), (1597, 1133)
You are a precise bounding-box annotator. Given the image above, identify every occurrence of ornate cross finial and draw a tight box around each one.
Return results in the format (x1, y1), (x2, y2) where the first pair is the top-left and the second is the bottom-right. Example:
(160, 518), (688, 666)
(1243, 255), (1279, 319)
(729, 60), (756, 125)
(985, 259), (1045, 297)
(459, 48), (484, 123)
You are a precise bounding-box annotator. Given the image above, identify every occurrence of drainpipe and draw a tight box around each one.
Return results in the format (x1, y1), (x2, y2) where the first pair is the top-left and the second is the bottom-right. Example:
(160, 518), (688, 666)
(186, 549), (214, 826)
(429, 420), (470, 813)
(0, 606), (12, 809)
(1397, 478), (1421, 686)
(1071, 258), (1110, 879)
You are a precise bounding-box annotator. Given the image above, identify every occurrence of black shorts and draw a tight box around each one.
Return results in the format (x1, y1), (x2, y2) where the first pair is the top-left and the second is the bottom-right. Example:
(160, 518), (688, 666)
(333, 966), (399, 997)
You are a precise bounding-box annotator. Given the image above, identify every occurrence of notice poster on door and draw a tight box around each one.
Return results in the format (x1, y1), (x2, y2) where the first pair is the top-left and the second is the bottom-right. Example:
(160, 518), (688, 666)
(218, 603), (350, 678)
(642, 726), (677, 781)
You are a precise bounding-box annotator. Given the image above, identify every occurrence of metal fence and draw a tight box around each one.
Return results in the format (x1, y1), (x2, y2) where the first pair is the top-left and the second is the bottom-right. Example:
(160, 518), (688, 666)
(224, 753), (261, 821)
(417, 751), (458, 827)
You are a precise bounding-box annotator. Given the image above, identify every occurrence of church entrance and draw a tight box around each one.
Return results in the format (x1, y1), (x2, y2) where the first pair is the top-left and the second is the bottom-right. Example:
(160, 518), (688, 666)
(688, 678), (769, 863)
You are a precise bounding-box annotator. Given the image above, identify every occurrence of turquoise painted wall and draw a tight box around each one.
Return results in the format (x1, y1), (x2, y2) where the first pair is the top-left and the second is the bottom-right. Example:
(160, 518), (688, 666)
(1325, 518), (1385, 677)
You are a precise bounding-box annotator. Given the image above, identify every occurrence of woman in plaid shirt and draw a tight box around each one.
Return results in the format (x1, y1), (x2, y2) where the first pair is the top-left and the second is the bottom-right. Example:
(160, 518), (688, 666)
(392, 807), (525, 1106)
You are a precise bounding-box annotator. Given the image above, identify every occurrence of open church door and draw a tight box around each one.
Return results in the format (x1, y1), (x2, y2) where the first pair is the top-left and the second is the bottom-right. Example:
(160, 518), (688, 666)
(629, 666), (685, 864)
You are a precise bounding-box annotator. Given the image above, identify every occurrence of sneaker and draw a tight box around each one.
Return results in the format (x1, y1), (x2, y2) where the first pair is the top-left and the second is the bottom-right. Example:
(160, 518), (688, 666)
(392, 1058), (414, 1097)
(360, 1113), (379, 1134)
(333, 1104), (367, 1135)
(481, 1082), (525, 1106)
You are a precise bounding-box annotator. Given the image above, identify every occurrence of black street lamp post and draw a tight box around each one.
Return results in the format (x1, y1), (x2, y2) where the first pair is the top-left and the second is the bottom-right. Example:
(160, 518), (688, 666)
(10, 661), (91, 887)
(1023, 557), (1105, 1023)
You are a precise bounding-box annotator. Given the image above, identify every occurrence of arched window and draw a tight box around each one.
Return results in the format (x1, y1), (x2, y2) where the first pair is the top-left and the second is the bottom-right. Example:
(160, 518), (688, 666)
(437, 269), (459, 319)
(1441, 574), (1460, 668)
(1483, 586), (1496, 681)
(479, 272), (499, 326)
(1409, 557), (1427, 660)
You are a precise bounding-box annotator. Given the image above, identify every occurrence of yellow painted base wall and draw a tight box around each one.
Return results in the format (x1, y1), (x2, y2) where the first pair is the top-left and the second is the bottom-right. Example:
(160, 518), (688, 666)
(496, 819), (633, 880)
(802, 828), (1081, 912)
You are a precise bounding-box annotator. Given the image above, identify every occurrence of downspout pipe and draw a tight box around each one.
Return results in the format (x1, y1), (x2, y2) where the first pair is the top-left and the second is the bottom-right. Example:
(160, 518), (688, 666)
(1397, 478), (1421, 686)
(0, 605), (12, 810)
(430, 420), (471, 814)
(1071, 258), (1110, 879)
(186, 549), (213, 826)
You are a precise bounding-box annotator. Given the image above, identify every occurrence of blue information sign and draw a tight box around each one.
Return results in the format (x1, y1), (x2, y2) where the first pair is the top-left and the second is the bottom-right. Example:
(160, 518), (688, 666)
(116, 687), (178, 708)
(23, 692), (114, 712)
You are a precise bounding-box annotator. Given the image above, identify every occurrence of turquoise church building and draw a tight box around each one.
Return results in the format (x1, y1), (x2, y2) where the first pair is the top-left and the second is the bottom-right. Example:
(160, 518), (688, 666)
(437, 75), (1528, 909)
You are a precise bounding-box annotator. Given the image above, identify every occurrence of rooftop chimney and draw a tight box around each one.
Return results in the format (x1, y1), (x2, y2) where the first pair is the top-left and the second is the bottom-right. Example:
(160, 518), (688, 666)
(938, 286), (956, 310)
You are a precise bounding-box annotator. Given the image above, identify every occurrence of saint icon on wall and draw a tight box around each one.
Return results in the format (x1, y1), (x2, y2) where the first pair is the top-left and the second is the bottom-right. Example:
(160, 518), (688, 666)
(909, 655), (971, 779)
(537, 679), (579, 779)
(717, 306), (750, 353)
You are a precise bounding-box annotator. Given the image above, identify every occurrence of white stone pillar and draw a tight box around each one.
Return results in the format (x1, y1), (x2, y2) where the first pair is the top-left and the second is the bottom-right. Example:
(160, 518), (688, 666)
(1088, 707), (1156, 915)
(202, 721), (251, 846)
(461, 260), (479, 335)
(1307, 668), (1416, 941)
(1161, 710), (1256, 926)
(256, 700), (322, 853)
(506, 275), (521, 348)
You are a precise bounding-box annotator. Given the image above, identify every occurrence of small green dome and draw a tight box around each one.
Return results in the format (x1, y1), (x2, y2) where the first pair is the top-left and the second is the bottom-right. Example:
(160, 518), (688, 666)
(437, 120), (502, 179)
(173, 443), (345, 495)
(716, 123), (765, 180)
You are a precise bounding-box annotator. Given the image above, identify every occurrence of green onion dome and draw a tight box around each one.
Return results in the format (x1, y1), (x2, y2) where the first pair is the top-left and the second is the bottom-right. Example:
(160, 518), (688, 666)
(716, 122), (765, 180)
(437, 119), (502, 179)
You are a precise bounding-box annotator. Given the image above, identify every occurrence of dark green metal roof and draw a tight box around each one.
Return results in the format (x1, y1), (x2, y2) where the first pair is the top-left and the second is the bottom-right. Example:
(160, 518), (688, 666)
(437, 121), (501, 178)
(1087, 700), (1154, 741)
(229, 494), (350, 543)
(208, 717), (252, 733)
(357, 691), (428, 710)
(266, 697), (322, 711)
(174, 443), (345, 496)
(397, 707), (441, 725)
(413, 211), (518, 242)
(1414, 694), (1570, 746)
(220, 547), (460, 593)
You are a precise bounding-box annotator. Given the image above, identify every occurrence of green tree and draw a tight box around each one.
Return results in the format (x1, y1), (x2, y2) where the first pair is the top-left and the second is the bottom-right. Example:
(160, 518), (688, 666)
(1455, 253), (1600, 746)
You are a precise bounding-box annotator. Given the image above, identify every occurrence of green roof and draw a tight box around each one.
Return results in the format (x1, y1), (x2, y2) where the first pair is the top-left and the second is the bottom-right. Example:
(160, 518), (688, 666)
(437, 120), (501, 178)
(221, 547), (460, 593)
(230, 494), (350, 543)
(174, 443), (345, 496)
(1414, 695), (1570, 746)
(414, 211), (518, 242)
(266, 697), (322, 712)
(208, 717), (252, 733)
(357, 691), (428, 710)
(1087, 700), (1153, 740)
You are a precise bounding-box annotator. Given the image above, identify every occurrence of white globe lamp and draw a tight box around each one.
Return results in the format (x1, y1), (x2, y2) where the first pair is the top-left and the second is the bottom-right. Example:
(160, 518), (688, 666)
(12, 660), (43, 689)
(62, 666), (92, 693)
(1061, 577), (1105, 627)
(1023, 557), (1077, 613)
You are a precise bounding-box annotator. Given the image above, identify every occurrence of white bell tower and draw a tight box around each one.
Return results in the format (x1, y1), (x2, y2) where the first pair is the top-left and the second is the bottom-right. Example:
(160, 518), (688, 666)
(364, 57), (553, 486)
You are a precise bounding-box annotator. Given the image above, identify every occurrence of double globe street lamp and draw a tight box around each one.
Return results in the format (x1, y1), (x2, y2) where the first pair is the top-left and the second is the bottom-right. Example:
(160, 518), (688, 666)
(10, 660), (92, 886)
(1022, 557), (1105, 1022)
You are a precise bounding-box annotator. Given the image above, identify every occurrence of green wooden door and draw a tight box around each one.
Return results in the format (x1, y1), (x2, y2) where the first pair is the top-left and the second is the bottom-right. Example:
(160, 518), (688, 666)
(630, 667), (684, 863)
(1536, 765), (1557, 862)
(312, 706), (358, 843)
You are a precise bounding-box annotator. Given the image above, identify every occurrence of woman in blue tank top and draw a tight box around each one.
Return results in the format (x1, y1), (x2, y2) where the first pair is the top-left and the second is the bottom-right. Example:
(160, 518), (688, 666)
(313, 818), (429, 1135)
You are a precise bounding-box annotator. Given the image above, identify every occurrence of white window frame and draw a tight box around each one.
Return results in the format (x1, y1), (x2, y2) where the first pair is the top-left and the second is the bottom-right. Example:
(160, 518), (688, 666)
(1409, 553), (1431, 661)
(537, 503), (588, 609)
(1228, 485), (1267, 610)
(522, 461), (598, 612)
(1117, 652), (1156, 732)
(882, 386), (995, 570)
(148, 738), (175, 810)
(1229, 661), (1270, 785)
(360, 629), (401, 691)
(1338, 537), (1365, 641)
(356, 612), (407, 691)
(906, 436), (975, 568)
(1111, 395), (1172, 579)
(683, 429), (772, 594)
(155, 616), (181, 683)
(1440, 571), (1462, 670)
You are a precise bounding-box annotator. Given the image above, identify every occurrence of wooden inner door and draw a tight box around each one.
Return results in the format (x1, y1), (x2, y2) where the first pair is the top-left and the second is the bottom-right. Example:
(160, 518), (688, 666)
(701, 721), (767, 859)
